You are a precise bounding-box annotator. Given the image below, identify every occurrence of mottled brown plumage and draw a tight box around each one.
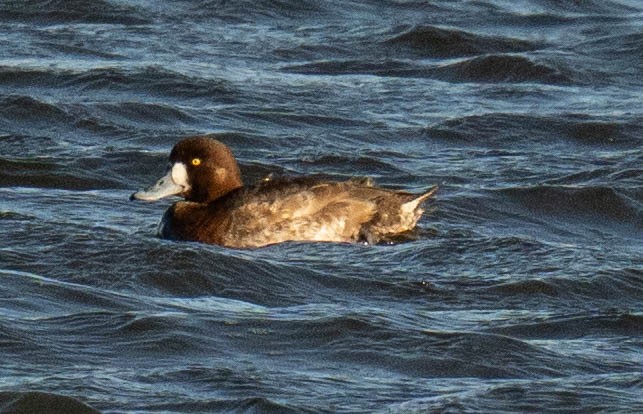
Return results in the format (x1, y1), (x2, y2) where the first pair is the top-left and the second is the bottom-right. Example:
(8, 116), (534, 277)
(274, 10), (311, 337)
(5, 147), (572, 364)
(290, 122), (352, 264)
(131, 136), (437, 248)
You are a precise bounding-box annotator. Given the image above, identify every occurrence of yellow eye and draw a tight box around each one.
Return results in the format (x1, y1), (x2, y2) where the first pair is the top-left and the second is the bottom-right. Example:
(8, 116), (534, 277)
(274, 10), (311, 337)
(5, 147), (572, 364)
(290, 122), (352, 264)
(191, 158), (201, 166)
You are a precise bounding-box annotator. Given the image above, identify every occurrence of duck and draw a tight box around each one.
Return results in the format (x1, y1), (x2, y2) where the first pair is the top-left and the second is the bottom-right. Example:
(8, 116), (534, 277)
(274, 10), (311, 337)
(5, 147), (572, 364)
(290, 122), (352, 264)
(130, 136), (437, 248)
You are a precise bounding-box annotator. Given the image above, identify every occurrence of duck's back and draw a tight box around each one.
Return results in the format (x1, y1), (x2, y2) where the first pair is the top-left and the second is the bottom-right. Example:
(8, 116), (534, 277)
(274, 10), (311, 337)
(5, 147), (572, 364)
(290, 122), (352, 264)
(163, 177), (436, 247)
(220, 178), (378, 247)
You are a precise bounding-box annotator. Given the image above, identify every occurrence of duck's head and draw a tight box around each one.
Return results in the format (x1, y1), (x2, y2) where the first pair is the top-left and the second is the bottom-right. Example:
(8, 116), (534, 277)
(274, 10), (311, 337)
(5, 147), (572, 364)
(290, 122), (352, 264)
(131, 136), (243, 203)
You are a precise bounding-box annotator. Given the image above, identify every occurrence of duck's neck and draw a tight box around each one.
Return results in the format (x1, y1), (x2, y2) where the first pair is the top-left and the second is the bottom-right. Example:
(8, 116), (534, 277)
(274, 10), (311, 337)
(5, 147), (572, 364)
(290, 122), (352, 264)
(189, 168), (243, 203)
(208, 176), (243, 203)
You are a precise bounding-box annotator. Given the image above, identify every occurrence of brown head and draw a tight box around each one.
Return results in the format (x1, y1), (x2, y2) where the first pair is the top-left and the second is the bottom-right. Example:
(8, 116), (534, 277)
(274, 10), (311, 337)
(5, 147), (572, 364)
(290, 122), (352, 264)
(131, 136), (243, 203)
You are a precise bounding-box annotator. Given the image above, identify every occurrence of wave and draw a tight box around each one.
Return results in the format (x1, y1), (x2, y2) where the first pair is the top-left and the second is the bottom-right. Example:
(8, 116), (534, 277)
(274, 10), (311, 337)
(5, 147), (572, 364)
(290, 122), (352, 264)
(436, 54), (572, 84)
(0, 153), (130, 190)
(577, 31), (643, 55)
(71, 67), (234, 100)
(0, 66), (234, 100)
(91, 102), (196, 126)
(0, 94), (202, 142)
(233, 110), (370, 129)
(298, 154), (404, 176)
(274, 43), (356, 61)
(484, 267), (643, 302)
(281, 59), (417, 77)
(36, 42), (123, 60)
(575, 32), (643, 84)
(282, 55), (572, 84)
(0, 0), (149, 25)
(384, 25), (541, 58)
(425, 112), (641, 146)
(140, 396), (305, 413)
(530, 0), (640, 15)
(275, 22), (541, 62)
(327, 328), (605, 378)
(499, 185), (642, 225)
(390, 373), (643, 413)
(0, 96), (130, 140)
(185, 0), (331, 23)
(0, 391), (100, 414)
(131, 245), (333, 307)
(487, 312), (643, 340)
(114, 308), (608, 378)
(0, 96), (73, 126)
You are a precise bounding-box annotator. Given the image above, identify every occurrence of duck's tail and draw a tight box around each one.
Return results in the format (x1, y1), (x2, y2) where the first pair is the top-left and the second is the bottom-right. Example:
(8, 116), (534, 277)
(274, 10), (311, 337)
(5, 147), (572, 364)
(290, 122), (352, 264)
(401, 185), (438, 215)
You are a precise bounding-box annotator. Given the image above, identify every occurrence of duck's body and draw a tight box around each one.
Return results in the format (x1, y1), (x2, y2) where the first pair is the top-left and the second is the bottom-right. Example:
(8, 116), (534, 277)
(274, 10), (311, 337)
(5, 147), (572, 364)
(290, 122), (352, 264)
(131, 136), (437, 248)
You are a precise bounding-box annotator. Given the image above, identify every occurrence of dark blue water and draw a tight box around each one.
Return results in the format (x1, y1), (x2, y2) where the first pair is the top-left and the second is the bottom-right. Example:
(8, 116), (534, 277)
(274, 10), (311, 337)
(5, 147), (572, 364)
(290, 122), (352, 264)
(1, 1), (642, 412)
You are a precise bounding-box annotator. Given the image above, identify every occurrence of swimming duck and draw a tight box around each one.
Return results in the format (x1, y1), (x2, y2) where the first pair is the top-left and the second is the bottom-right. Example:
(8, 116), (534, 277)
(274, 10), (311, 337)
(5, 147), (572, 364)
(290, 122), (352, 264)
(130, 136), (437, 248)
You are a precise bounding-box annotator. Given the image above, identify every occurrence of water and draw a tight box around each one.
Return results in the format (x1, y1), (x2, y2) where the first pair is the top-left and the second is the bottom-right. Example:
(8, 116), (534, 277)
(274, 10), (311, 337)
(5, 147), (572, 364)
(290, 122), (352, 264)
(0, 0), (641, 412)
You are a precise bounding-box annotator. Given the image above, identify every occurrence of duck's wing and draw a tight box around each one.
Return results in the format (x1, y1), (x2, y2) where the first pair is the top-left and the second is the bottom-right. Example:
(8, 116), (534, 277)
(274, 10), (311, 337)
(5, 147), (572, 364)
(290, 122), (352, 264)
(222, 181), (378, 246)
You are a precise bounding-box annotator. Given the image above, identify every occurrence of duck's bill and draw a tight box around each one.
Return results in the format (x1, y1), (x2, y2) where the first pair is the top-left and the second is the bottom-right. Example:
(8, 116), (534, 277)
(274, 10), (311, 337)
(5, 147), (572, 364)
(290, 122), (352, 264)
(130, 169), (184, 201)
